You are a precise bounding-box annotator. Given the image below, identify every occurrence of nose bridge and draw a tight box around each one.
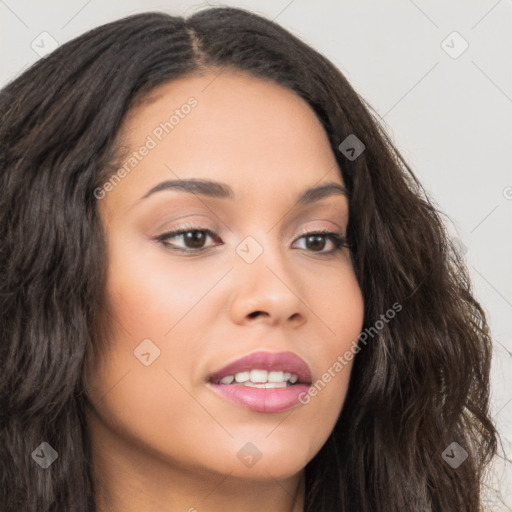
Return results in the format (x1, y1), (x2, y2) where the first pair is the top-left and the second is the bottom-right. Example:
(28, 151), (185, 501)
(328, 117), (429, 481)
(234, 229), (288, 283)
(228, 228), (306, 324)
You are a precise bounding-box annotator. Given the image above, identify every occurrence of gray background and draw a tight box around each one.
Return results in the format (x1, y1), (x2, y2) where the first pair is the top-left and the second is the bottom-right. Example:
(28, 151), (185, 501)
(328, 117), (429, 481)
(1, 0), (510, 507)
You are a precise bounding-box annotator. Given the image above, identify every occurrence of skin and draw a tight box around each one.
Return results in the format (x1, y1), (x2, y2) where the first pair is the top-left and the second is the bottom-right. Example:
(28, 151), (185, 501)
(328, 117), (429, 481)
(84, 69), (365, 512)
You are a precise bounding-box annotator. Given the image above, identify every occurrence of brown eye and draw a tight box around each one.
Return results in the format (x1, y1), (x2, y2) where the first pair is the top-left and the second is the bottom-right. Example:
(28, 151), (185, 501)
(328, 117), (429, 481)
(181, 230), (208, 249)
(155, 227), (220, 252)
(303, 234), (328, 252)
(292, 230), (349, 255)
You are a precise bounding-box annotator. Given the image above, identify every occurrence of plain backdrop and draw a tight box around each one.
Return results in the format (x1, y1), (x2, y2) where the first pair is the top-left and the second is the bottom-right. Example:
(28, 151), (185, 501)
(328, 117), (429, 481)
(1, 0), (511, 508)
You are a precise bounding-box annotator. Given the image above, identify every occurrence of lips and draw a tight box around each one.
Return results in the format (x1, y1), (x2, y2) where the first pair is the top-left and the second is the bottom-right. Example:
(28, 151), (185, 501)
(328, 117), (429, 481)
(208, 350), (312, 385)
(206, 351), (312, 413)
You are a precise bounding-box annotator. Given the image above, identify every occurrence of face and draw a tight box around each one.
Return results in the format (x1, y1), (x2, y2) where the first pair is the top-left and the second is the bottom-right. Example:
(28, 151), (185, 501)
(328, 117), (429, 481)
(84, 70), (364, 488)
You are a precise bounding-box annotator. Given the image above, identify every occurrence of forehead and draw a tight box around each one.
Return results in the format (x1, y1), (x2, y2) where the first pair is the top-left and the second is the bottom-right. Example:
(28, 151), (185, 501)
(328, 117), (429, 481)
(101, 70), (345, 213)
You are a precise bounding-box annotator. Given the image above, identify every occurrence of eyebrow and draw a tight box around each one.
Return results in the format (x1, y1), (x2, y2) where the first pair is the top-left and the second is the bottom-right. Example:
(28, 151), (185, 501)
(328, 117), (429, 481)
(139, 179), (348, 206)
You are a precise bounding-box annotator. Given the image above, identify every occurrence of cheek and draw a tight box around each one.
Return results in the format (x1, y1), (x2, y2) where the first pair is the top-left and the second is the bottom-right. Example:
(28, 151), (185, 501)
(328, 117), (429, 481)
(305, 261), (364, 408)
(85, 236), (218, 466)
(103, 232), (215, 340)
(88, 232), (209, 404)
(309, 256), (364, 345)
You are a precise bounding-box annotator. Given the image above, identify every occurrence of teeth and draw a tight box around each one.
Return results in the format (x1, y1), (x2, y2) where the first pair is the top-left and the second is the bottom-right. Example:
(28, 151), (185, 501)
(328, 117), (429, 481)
(234, 371), (250, 383)
(267, 371), (284, 382)
(216, 369), (299, 385)
(250, 369), (268, 382)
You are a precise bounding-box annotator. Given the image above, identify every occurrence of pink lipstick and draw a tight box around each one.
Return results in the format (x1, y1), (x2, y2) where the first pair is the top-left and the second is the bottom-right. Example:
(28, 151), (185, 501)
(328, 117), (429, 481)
(207, 351), (312, 413)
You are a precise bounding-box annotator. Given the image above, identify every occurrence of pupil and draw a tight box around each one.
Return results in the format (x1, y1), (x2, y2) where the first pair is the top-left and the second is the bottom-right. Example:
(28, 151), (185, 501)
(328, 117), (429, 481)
(307, 235), (325, 251)
(185, 231), (206, 248)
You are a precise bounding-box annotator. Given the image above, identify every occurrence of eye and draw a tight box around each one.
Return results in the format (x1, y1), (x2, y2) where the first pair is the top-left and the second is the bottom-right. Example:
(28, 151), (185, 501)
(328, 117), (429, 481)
(154, 225), (349, 255)
(154, 226), (220, 252)
(292, 229), (349, 254)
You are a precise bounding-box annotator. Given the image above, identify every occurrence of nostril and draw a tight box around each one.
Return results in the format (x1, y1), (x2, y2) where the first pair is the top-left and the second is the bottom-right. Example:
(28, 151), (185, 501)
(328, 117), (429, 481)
(248, 311), (267, 319)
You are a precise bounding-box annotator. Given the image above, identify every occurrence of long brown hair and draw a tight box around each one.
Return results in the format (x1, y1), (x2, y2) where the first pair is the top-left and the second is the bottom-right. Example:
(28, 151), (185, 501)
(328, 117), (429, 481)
(0, 7), (497, 511)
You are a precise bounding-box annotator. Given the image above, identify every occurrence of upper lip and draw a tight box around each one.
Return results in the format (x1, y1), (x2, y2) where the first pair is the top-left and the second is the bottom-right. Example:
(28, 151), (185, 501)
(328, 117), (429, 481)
(208, 351), (312, 384)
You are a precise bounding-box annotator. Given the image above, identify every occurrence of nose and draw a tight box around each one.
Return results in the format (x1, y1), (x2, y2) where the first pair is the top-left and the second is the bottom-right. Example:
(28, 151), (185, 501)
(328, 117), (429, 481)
(228, 239), (308, 329)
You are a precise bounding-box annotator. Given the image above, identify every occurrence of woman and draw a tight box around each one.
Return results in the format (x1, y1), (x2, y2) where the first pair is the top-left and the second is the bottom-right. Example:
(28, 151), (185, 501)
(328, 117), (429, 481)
(0, 7), (497, 511)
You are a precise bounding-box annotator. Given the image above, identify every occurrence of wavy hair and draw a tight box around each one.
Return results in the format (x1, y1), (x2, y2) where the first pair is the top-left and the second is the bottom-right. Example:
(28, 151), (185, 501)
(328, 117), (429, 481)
(0, 7), (497, 511)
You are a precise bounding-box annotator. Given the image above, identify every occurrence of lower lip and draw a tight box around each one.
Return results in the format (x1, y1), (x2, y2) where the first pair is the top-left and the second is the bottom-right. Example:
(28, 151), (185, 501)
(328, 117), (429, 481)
(207, 383), (311, 413)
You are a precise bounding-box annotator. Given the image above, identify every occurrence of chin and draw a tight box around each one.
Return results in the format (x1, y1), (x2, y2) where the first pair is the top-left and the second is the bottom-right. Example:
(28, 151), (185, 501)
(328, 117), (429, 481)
(202, 435), (315, 481)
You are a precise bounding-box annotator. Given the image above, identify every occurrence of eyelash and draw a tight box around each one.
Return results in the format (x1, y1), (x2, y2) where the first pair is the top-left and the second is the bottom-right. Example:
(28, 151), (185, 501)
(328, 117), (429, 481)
(154, 225), (350, 255)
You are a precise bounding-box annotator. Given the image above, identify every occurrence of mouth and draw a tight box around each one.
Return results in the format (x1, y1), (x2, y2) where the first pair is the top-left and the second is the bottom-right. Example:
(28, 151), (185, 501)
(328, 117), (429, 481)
(206, 351), (312, 413)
